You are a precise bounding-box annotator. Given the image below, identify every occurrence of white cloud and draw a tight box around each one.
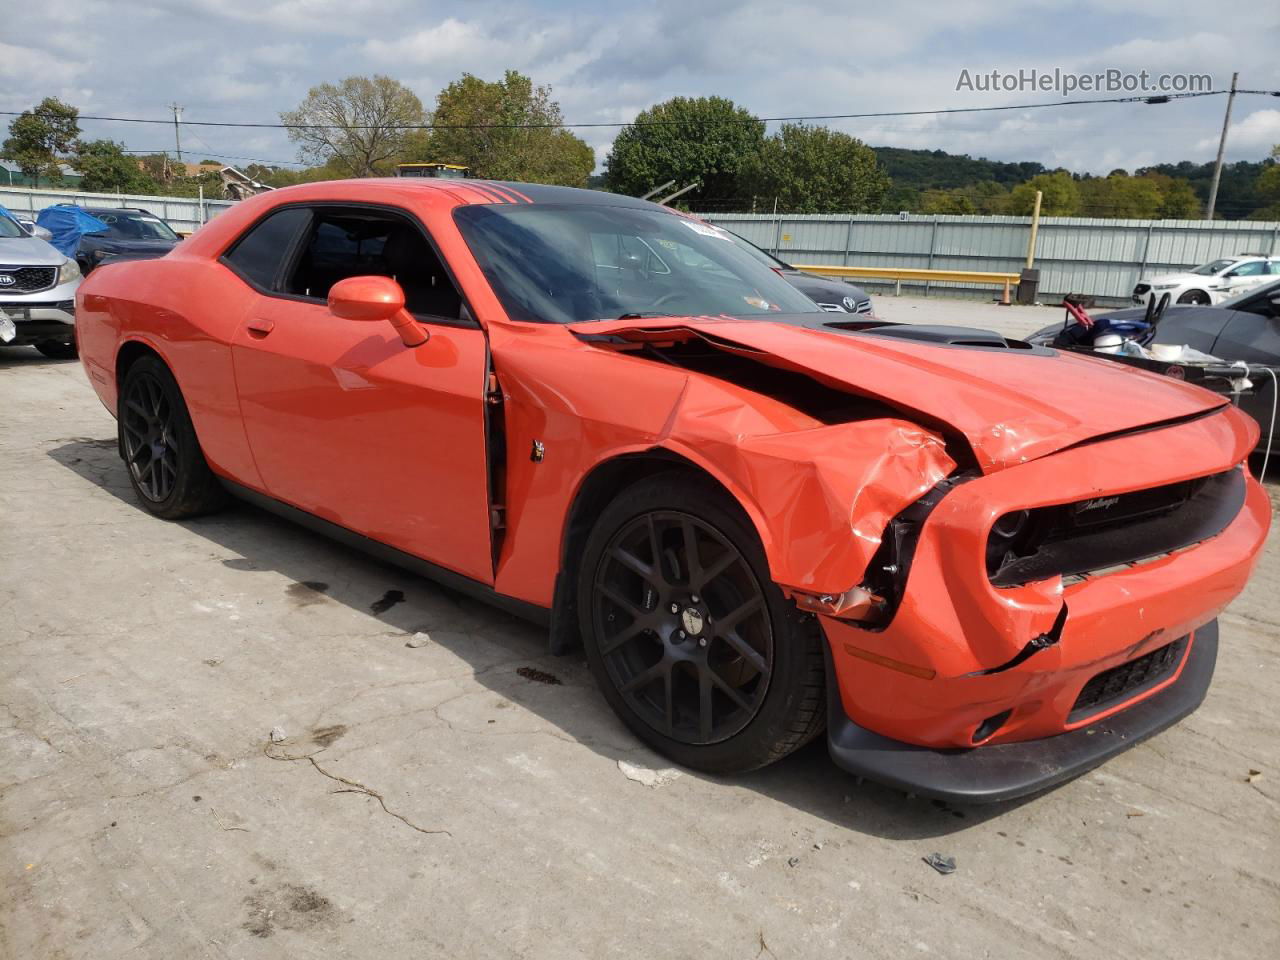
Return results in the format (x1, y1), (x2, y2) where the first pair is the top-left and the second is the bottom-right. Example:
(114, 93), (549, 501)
(2, 0), (1277, 176)
(1197, 109), (1280, 155)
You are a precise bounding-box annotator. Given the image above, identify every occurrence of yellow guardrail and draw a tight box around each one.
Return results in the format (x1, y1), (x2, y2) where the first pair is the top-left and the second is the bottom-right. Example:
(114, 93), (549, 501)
(792, 264), (1021, 302)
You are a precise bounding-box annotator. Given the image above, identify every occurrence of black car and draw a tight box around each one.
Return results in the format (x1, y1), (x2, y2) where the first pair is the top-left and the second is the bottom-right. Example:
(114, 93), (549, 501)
(722, 230), (873, 314)
(1031, 278), (1280, 450)
(77, 208), (181, 273)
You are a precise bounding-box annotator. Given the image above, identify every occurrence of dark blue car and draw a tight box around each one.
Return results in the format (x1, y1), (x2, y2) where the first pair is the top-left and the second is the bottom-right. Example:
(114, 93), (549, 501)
(77, 208), (181, 273)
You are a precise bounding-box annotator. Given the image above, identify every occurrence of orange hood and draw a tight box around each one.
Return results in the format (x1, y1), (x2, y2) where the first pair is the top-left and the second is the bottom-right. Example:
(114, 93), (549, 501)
(570, 316), (1228, 472)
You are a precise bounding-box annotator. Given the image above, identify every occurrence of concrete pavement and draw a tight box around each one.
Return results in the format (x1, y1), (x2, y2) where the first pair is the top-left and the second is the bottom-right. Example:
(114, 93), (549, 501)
(2, 298), (1277, 959)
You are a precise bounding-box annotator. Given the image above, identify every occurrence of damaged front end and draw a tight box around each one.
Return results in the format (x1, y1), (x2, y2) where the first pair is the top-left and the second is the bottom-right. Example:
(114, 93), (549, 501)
(493, 317), (1267, 801)
(821, 404), (1268, 802)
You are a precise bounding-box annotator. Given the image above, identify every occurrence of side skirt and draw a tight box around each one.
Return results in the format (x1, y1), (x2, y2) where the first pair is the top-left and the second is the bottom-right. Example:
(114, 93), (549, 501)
(219, 479), (552, 627)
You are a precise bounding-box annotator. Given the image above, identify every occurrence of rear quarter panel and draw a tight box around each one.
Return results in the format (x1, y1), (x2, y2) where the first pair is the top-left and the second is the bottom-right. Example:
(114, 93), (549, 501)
(76, 254), (264, 490)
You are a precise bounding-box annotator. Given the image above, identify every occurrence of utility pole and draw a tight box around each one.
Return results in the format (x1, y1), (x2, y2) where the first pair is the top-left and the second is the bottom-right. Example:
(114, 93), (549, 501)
(169, 103), (184, 169)
(1026, 190), (1043, 268)
(1206, 73), (1237, 221)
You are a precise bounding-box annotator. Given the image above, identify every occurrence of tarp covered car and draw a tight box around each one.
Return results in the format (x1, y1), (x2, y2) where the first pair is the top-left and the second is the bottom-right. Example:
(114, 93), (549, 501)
(35, 205), (110, 258)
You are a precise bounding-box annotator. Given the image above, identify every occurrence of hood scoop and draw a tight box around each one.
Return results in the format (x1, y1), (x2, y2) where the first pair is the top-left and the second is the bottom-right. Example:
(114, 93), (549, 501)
(847, 323), (1013, 350)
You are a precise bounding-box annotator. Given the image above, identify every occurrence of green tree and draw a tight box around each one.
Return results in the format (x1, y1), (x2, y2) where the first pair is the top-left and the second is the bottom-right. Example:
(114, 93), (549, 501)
(72, 139), (156, 193)
(1006, 171), (1079, 216)
(1077, 174), (1162, 218)
(1251, 146), (1280, 219)
(427, 71), (594, 186)
(3, 97), (80, 186)
(919, 188), (975, 215)
(742, 124), (889, 214)
(917, 181), (1008, 215)
(604, 96), (765, 201)
(879, 183), (919, 214)
(281, 75), (426, 177)
(1139, 172), (1200, 218)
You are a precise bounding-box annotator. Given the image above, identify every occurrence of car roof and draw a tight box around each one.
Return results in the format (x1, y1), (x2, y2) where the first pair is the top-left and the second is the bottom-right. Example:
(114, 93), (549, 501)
(182, 178), (677, 260)
(260, 177), (663, 210)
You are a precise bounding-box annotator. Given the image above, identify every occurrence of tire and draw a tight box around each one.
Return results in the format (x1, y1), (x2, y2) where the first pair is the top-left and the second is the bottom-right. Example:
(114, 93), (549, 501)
(118, 354), (227, 519)
(35, 339), (78, 359)
(1177, 289), (1210, 305)
(578, 471), (825, 774)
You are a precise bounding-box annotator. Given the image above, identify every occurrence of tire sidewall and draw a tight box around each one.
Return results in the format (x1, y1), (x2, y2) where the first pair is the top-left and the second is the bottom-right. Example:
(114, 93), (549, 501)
(120, 356), (213, 519)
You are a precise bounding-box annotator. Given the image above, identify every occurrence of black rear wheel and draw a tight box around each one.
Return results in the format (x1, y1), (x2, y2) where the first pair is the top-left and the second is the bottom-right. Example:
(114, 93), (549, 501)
(579, 472), (825, 773)
(119, 355), (226, 519)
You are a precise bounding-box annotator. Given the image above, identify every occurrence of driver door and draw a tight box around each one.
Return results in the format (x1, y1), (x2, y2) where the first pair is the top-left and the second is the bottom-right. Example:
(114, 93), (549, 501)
(228, 203), (495, 583)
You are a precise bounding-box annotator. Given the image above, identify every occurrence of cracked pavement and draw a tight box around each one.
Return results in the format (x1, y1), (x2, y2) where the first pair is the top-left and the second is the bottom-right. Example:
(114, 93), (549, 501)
(2, 299), (1278, 959)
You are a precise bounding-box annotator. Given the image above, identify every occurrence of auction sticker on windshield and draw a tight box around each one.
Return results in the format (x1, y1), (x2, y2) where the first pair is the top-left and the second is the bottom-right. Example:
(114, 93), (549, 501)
(681, 220), (732, 240)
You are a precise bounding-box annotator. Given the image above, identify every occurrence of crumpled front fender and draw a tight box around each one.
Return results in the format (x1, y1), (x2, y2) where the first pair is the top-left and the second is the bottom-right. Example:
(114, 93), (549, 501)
(486, 324), (955, 606)
(658, 414), (956, 594)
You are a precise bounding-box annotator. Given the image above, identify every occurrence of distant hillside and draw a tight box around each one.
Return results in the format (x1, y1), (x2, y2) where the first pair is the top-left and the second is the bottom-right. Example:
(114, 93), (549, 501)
(1137, 159), (1274, 220)
(873, 147), (1047, 191)
(872, 146), (1276, 220)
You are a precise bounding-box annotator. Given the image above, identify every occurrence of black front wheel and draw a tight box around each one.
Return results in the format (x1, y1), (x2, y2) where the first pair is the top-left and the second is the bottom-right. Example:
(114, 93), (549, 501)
(119, 355), (226, 519)
(1177, 289), (1210, 305)
(579, 472), (825, 774)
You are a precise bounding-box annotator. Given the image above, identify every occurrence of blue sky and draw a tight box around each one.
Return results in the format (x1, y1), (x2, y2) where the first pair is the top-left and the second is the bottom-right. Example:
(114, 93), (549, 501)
(3, 0), (1277, 179)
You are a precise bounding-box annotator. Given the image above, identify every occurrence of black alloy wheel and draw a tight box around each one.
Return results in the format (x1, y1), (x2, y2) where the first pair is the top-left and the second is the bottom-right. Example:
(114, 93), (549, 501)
(592, 510), (774, 745)
(117, 355), (226, 519)
(121, 369), (180, 503)
(579, 472), (826, 774)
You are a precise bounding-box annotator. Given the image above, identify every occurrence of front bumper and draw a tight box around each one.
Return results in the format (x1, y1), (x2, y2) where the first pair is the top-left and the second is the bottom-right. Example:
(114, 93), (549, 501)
(828, 620), (1217, 803)
(820, 406), (1268, 801)
(0, 298), (76, 345)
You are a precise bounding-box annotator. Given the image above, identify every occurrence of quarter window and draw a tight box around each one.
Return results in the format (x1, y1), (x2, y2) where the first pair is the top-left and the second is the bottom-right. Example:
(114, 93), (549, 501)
(222, 207), (310, 290)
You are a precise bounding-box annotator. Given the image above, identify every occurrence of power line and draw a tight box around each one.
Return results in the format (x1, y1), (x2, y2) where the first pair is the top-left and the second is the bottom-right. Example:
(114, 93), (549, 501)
(3, 89), (1277, 131)
(119, 148), (306, 167)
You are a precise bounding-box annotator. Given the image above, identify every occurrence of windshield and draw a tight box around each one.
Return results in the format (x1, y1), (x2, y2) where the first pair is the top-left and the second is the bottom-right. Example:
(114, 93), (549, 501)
(0, 214), (24, 239)
(91, 211), (179, 242)
(1191, 258), (1236, 276)
(453, 203), (820, 324)
(720, 229), (792, 271)
(1218, 277), (1280, 309)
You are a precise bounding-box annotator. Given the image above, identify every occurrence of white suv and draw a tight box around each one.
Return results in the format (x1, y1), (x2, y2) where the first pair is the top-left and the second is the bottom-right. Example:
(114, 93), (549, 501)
(1132, 254), (1278, 308)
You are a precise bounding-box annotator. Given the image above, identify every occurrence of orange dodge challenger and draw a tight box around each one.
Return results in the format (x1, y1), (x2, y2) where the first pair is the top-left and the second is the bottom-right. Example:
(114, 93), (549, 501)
(76, 180), (1270, 802)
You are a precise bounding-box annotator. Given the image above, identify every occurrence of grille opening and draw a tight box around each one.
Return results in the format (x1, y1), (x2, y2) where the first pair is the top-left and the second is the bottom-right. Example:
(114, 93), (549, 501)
(0, 266), (57, 293)
(988, 469), (1244, 587)
(1068, 637), (1187, 723)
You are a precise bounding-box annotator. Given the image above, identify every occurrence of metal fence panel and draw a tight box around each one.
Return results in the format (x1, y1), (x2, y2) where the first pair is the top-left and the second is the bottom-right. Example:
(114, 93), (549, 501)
(0, 185), (236, 235)
(706, 212), (1280, 305)
(4, 185), (1278, 305)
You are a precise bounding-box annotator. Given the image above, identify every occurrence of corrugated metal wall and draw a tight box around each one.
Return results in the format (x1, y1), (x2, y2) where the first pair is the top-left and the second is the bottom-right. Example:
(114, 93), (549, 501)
(0, 186), (235, 235)
(5, 185), (1277, 305)
(704, 213), (1280, 305)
